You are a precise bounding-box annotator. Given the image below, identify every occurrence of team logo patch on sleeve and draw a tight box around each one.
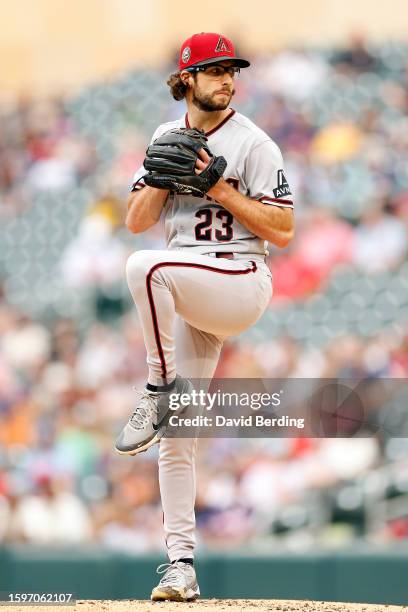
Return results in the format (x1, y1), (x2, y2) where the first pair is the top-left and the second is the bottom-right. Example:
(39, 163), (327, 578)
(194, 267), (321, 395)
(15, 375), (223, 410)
(273, 169), (292, 198)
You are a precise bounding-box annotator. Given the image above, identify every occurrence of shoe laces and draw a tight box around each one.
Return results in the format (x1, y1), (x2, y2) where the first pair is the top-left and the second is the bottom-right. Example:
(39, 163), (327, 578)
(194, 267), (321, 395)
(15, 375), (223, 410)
(129, 390), (159, 429)
(156, 561), (188, 586)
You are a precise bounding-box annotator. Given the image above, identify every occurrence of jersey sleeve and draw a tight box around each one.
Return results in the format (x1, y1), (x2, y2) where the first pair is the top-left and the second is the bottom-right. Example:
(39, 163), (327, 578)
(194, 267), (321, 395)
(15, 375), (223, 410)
(244, 140), (294, 208)
(129, 126), (162, 192)
(130, 165), (147, 192)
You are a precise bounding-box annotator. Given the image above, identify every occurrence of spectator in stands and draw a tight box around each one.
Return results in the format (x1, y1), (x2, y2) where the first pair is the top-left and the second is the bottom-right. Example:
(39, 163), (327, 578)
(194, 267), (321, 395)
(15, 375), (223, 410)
(353, 200), (407, 272)
(10, 475), (92, 544)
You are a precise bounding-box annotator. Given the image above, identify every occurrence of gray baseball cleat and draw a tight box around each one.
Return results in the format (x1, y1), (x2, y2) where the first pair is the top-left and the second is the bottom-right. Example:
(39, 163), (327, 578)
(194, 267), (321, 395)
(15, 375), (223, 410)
(114, 375), (193, 456)
(151, 561), (200, 602)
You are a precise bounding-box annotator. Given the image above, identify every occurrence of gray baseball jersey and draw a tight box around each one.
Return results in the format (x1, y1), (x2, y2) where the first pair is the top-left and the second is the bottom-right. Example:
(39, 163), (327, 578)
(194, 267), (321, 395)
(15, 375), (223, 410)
(126, 110), (293, 564)
(131, 110), (293, 256)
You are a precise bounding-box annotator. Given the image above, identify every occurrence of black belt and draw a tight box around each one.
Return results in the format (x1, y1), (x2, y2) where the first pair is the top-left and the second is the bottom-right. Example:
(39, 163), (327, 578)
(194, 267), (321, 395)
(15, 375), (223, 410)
(208, 252), (235, 260)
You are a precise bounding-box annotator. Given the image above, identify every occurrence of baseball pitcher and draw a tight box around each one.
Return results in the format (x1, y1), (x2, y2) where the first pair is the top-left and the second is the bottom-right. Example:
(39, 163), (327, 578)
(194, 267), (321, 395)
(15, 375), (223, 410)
(115, 32), (295, 601)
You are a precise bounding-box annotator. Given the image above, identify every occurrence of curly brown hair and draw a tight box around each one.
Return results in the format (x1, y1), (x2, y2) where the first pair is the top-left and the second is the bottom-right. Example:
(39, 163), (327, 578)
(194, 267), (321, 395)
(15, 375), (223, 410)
(167, 71), (190, 101)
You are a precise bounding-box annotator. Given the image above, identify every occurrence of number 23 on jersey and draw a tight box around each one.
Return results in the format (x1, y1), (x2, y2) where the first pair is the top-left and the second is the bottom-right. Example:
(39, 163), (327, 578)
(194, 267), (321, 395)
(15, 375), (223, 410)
(194, 208), (234, 242)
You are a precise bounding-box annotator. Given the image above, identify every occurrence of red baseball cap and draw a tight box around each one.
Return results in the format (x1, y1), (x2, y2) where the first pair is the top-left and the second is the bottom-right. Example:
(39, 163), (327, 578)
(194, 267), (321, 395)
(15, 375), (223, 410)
(178, 32), (250, 71)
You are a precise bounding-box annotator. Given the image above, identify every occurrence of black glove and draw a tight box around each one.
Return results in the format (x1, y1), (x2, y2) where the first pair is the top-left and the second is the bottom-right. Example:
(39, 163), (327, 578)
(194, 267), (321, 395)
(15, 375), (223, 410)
(142, 127), (227, 197)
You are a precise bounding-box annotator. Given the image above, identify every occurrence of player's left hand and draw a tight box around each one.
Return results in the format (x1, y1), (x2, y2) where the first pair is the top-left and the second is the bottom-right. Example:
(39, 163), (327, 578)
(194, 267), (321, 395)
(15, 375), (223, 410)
(195, 148), (211, 174)
(142, 127), (227, 197)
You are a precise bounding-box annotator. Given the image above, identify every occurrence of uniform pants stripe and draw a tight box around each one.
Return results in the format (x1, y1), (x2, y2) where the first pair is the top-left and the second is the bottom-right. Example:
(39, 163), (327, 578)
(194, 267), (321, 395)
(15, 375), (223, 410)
(145, 260), (257, 383)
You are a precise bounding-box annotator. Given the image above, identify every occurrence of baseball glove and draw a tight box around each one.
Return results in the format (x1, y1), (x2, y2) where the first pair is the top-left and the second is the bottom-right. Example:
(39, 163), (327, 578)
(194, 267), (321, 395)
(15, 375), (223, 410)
(142, 127), (227, 197)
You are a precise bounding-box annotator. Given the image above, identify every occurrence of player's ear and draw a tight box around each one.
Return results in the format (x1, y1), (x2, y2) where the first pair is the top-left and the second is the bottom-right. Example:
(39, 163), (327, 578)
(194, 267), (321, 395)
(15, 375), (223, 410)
(180, 70), (193, 88)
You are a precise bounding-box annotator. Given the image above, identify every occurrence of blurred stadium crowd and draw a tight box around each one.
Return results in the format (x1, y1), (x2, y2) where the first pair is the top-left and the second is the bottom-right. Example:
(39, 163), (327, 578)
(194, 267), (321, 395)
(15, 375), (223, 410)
(0, 36), (407, 552)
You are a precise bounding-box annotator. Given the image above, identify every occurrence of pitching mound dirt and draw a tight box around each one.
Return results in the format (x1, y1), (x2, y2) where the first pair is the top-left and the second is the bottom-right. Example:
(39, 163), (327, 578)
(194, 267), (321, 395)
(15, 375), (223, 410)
(2, 599), (407, 612)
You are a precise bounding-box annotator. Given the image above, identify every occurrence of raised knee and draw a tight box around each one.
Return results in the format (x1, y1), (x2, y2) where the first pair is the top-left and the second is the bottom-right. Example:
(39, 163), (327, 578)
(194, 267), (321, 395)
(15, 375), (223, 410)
(126, 250), (156, 287)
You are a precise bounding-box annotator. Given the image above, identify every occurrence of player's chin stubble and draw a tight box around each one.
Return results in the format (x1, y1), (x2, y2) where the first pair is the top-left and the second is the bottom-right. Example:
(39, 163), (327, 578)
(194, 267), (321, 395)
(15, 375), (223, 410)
(192, 88), (235, 112)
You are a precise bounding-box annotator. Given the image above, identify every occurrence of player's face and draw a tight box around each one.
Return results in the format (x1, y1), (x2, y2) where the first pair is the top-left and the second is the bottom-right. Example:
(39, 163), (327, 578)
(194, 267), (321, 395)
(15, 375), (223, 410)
(191, 62), (237, 112)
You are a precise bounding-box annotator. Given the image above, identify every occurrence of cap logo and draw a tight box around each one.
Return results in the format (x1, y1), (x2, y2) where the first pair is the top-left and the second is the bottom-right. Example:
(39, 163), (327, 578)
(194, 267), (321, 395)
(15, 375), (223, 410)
(215, 36), (230, 53)
(182, 47), (191, 63)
